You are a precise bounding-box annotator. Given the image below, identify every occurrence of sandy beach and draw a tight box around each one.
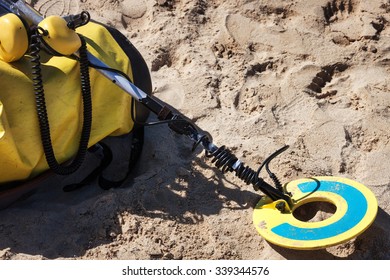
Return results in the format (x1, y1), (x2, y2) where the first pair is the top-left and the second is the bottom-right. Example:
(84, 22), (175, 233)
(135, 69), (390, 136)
(0, 0), (389, 259)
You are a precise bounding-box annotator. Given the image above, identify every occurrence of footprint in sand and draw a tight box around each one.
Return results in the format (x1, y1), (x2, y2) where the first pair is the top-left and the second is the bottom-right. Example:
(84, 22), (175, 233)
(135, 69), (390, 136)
(323, 0), (355, 24)
(304, 63), (349, 99)
(33, 0), (80, 16)
(322, 0), (385, 41)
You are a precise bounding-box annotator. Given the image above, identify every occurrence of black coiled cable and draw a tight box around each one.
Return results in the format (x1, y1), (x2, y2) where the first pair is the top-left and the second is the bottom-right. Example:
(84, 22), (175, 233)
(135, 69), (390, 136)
(206, 145), (261, 186)
(206, 144), (290, 201)
(30, 29), (92, 175)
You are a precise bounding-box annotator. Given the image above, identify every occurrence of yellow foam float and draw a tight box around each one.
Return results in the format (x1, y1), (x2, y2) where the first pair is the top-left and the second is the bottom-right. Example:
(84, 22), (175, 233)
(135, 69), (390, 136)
(253, 176), (378, 250)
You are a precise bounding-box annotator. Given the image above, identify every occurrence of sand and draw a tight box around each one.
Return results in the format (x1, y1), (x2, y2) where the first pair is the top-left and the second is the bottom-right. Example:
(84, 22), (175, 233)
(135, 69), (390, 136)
(0, 0), (389, 260)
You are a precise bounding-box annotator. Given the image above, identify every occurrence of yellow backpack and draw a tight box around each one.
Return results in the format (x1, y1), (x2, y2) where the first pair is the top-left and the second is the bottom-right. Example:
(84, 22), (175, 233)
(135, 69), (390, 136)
(0, 8), (151, 207)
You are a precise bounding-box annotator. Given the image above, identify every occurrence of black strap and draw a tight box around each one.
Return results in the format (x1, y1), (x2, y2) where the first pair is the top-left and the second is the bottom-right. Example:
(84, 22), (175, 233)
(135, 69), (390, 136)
(62, 143), (111, 192)
(63, 127), (145, 192)
(98, 128), (145, 190)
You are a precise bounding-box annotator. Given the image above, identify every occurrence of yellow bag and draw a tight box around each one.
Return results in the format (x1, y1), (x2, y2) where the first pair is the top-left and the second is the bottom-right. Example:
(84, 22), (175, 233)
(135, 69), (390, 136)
(0, 22), (147, 184)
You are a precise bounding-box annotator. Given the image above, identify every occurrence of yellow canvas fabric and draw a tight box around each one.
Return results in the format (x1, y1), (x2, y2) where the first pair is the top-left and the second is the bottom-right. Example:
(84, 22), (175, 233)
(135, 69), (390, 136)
(0, 22), (134, 183)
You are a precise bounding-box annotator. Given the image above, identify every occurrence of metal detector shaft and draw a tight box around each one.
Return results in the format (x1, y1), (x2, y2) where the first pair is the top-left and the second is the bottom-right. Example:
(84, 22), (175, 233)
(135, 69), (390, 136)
(83, 53), (291, 202)
(6, 0), (42, 25)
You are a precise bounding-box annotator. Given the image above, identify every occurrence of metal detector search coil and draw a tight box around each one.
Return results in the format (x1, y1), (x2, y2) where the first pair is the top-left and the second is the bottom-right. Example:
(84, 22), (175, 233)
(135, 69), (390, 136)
(253, 176), (378, 249)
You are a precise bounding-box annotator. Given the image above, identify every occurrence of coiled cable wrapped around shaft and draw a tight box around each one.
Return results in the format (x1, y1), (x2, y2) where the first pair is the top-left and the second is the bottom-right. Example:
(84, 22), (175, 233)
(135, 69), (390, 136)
(205, 143), (290, 201)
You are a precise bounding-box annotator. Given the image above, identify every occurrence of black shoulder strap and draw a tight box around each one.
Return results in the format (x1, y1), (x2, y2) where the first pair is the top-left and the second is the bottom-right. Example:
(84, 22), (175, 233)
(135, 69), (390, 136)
(98, 127), (145, 190)
(63, 127), (145, 191)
